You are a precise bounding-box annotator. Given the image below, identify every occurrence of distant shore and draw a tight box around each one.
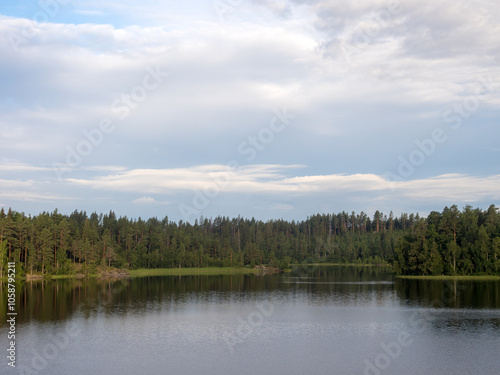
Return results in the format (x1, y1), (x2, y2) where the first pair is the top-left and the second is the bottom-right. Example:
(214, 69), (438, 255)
(395, 275), (500, 280)
(128, 267), (276, 277)
(2, 266), (282, 281)
(3, 265), (499, 281)
(295, 263), (391, 267)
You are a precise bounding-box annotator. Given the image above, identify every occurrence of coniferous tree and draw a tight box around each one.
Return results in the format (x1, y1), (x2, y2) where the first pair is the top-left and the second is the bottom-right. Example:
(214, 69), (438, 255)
(0, 205), (498, 276)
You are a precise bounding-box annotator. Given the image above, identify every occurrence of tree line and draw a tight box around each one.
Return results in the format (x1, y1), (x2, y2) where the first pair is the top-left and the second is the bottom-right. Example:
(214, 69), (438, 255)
(0, 205), (498, 277)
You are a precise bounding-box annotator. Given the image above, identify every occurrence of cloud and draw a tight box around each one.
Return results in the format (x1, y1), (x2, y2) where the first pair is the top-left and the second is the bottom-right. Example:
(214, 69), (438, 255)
(0, 14), (323, 164)
(131, 196), (170, 205)
(0, 161), (52, 172)
(0, 179), (34, 188)
(252, 0), (293, 18)
(65, 164), (500, 203)
(84, 165), (127, 172)
(1, 5), (498, 168)
(295, 0), (500, 59)
(395, 174), (500, 201)
(255, 203), (294, 210)
(0, 2), (499, 220)
(0, 190), (71, 202)
(294, 0), (500, 105)
(66, 164), (303, 194)
(73, 9), (107, 17)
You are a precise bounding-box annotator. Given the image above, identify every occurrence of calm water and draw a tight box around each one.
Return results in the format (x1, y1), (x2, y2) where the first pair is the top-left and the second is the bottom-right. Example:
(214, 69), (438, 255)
(1, 266), (499, 375)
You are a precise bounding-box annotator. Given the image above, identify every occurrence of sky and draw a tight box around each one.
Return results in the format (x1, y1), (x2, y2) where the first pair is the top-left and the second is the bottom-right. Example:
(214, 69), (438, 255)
(0, 0), (499, 223)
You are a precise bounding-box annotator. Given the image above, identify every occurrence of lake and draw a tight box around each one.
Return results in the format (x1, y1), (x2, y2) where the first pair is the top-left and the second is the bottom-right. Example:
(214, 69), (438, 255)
(1, 266), (499, 375)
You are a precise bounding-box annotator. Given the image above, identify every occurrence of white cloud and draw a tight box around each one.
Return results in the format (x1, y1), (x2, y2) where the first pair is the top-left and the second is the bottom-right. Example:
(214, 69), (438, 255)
(1, 1), (499, 219)
(0, 161), (51, 172)
(1, 3), (498, 159)
(66, 164), (300, 194)
(131, 196), (170, 205)
(0, 179), (34, 188)
(396, 174), (500, 201)
(0, 190), (71, 202)
(84, 165), (127, 172)
(65, 164), (500, 203)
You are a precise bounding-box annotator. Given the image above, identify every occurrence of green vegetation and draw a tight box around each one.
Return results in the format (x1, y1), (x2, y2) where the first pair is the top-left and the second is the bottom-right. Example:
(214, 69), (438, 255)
(49, 274), (85, 279)
(129, 267), (260, 277)
(299, 262), (391, 267)
(0, 204), (499, 278)
(393, 205), (500, 276)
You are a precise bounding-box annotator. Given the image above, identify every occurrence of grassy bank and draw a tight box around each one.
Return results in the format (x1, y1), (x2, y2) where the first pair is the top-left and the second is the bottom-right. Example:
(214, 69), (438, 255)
(0, 274), (86, 281)
(6, 266), (498, 281)
(49, 274), (87, 280)
(395, 275), (500, 280)
(128, 267), (261, 277)
(1, 266), (272, 281)
(292, 263), (391, 267)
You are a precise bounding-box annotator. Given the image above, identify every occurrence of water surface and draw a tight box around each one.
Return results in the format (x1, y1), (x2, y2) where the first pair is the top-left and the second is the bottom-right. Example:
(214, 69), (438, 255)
(1, 266), (499, 375)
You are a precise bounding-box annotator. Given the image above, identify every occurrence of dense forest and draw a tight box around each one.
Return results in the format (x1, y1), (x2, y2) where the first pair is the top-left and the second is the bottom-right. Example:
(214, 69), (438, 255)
(0, 205), (499, 277)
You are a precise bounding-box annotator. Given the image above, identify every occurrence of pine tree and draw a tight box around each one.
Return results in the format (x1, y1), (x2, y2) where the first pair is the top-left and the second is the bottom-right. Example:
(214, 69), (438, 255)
(40, 228), (54, 274)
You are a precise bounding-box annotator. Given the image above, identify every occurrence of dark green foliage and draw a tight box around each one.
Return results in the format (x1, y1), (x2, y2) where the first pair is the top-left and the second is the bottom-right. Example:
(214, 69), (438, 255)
(393, 205), (500, 275)
(0, 205), (499, 276)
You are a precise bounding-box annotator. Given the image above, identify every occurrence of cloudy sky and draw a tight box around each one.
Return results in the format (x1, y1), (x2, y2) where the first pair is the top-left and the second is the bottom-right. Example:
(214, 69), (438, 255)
(0, 0), (499, 222)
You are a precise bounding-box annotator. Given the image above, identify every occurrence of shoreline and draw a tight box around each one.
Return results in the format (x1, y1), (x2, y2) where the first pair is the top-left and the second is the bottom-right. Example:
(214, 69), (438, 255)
(3, 266), (499, 281)
(395, 275), (500, 280)
(128, 267), (268, 277)
(1, 266), (277, 281)
(293, 263), (391, 267)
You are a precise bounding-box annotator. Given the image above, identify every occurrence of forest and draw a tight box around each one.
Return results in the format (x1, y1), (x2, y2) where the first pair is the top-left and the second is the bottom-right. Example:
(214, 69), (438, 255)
(0, 205), (499, 277)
